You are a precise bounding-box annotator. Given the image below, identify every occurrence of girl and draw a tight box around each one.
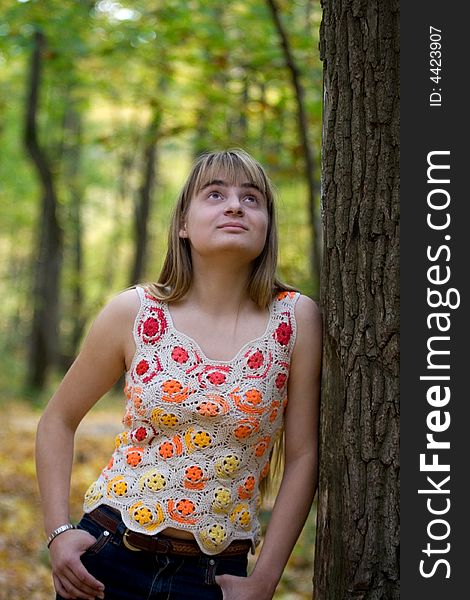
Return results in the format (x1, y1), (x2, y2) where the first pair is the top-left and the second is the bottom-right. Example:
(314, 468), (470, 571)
(36, 149), (322, 600)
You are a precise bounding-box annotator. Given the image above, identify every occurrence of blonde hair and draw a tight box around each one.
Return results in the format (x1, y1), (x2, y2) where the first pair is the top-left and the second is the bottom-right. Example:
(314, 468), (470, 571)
(142, 148), (296, 308)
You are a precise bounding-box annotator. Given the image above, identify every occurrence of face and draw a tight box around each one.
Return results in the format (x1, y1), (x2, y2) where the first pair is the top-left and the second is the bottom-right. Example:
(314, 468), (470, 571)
(179, 175), (269, 264)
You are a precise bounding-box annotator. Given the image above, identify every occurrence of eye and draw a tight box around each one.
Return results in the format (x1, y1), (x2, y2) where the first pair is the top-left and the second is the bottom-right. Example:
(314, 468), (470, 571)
(242, 194), (260, 206)
(208, 190), (224, 200)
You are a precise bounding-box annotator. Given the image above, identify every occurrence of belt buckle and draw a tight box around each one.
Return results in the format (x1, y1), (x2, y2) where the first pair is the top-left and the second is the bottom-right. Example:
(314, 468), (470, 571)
(123, 530), (142, 552)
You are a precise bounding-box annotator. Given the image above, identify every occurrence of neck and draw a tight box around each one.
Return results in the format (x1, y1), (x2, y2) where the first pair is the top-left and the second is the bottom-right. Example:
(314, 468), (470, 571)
(186, 259), (253, 315)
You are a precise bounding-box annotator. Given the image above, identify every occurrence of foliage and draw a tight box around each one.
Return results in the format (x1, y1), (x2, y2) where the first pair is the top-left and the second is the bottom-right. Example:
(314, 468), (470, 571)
(0, 400), (316, 599)
(0, 0), (321, 387)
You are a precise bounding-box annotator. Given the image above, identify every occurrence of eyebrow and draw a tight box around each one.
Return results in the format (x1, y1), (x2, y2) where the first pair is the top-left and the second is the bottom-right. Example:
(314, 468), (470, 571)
(199, 179), (262, 193)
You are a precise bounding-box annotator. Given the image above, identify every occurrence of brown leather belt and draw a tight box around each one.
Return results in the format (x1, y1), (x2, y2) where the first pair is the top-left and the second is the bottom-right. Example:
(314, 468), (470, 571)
(88, 507), (251, 557)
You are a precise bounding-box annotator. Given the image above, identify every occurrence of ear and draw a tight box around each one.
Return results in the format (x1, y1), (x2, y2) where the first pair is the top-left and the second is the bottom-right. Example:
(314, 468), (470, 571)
(179, 223), (188, 238)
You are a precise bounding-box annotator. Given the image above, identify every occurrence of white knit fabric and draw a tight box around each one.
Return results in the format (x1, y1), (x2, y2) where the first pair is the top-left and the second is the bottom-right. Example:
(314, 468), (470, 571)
(83, 286), (300, 554)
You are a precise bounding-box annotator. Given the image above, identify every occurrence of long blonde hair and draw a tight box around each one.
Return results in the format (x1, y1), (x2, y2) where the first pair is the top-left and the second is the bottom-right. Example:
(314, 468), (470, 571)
(143, 148), (296, 308)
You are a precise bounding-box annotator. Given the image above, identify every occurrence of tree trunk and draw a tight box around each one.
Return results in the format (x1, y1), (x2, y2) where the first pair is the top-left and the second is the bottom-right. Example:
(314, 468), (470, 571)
(266, 0), (322, 289)
(24, 30), (63, 389)
(314, 2), (400, 599)
(129, 107), (161, 285)
(62, 101), (85, 364)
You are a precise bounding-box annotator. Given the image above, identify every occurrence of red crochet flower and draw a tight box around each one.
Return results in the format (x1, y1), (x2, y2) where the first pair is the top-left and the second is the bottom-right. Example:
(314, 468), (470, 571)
(134, 427), (147, 442)
(207, 371), (226, 385)
(247, 350), (264, 369)
(133, 355), (162, 384)
(136, 360), (149, 375)
(275, 373), (287, 389)
(139, 308), (167, 344)
(273, 322), (292, 346)
(171, 346), (189, 364)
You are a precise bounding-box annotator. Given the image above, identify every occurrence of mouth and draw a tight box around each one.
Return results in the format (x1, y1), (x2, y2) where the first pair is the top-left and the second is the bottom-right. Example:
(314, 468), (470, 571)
(218, 222), (248, 230)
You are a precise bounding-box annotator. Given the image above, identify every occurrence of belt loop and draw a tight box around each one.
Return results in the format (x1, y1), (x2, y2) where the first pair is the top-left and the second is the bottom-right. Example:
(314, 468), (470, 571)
(114, 520), (127, 544)
(205, 557), (218, 585)
(116, 520), (127, 537)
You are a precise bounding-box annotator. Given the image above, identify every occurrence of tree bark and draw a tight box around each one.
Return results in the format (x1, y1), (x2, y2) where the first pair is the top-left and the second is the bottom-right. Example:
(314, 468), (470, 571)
(24, 30), (63, 389)
(129, 106), (161, 286)
(314, 2), (400, 599)
(266, 0), (322, 289)
(62, 101), (85, 364)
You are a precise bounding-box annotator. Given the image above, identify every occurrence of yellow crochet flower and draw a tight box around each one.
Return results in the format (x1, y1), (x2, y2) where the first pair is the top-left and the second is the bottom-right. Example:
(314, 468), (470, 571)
(230, 503), (251, 529)
(160, 413), (179, 427)
(212, 487), (232, 513)
(84, 482), (103, 507)
(201, 524), (227, 549)
(215, 454), (240, 478)
(192, 430), (212, 448)
(114, 431), (128, 448)
(140, 469), (167, 492)
(107, 476), (128, 498)
(129, 501), (164, 531)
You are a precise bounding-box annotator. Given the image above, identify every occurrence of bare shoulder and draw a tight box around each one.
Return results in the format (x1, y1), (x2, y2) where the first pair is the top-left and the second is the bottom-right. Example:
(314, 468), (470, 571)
(294, 294), (322, 334)
(82, 288), (141, 355)
(291, 294), (322, 362)
(93, 287), (141, 327)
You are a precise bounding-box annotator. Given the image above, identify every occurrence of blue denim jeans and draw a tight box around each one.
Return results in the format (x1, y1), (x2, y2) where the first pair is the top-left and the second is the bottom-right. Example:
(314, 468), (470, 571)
(56, 510), (248, 599)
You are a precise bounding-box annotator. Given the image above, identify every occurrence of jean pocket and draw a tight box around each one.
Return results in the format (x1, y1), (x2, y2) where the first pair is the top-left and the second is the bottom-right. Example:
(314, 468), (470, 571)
(82, 530), (112, 556)
(77, 514), (113, 557)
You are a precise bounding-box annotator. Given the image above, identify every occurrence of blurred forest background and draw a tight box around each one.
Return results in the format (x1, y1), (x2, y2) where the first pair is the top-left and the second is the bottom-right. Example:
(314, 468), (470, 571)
(0, 0), (322, 597)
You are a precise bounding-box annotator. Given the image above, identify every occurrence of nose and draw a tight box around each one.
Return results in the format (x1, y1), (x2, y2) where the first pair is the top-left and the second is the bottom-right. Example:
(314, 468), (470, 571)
(224, 191), (244, 215)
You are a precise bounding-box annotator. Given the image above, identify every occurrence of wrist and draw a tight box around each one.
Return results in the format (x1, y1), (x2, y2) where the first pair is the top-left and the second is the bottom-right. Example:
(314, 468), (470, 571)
(46, 523), (76, 548)
(249, 569), (278, 597)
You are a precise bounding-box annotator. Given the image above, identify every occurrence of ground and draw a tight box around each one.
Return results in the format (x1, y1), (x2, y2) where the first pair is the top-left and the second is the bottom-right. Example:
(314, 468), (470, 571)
(0, 401), (316, 599)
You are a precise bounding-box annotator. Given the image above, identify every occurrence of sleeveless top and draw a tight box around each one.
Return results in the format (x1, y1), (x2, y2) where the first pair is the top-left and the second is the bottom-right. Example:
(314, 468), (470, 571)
(83, 286), (300, 555)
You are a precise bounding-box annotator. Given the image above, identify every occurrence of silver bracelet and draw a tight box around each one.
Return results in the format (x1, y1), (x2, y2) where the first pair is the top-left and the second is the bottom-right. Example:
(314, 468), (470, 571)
(46, 523), (76, 548)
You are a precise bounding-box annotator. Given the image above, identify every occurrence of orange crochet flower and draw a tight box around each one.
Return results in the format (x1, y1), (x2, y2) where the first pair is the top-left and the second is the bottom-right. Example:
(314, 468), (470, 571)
(234, 424), (251, 440)
(233, 418), (259, 440)
(158, 441), (174, 459)
(277, 291), (296, 300)
(197, 402), (220, 417)
(184, 465), (207, 490)
(185, 466), (204, 482)
(245, 390), (262, 405)
(162, 379), (191, 403)
(176, 499), (195, 516)
(168, 499), (198, 524)
(126, 446), (144, 467)
(162, 379), (182, 394)
(238, 476), (255, 500)
(260, 461), (270, 479)
(255, 437), (270, 457)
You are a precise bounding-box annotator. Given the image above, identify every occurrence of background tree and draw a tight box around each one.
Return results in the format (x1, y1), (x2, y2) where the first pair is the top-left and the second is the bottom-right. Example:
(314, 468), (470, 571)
(314, 1), (400, 598)
(24, 29), (63, 388)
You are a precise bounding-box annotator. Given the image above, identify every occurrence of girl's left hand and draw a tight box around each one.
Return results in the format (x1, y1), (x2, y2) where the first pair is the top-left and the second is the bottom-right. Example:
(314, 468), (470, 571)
(215, 573), (274, 600)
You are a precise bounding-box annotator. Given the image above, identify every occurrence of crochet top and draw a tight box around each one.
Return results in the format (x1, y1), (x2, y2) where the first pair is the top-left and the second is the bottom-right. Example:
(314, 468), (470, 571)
(83, 286), (300, 555)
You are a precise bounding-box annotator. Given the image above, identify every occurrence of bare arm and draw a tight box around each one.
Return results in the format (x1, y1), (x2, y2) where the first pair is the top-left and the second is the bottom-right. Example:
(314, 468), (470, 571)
(35, 288), (139, 599)
(217, 294), (322, 599)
